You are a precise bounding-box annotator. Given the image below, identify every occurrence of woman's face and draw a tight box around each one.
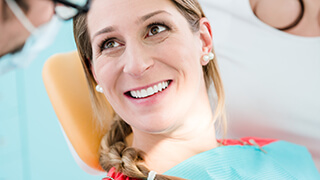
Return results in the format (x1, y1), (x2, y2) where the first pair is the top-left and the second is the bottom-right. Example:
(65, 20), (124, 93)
(88, 0), (211, 133)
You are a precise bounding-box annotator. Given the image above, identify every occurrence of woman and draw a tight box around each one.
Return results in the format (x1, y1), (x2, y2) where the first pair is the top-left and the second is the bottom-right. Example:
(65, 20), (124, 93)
(73, 0), (319, 179)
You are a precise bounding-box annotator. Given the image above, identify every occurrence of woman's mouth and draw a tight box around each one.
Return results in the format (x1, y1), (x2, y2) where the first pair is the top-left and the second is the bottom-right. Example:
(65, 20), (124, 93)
(125, 80), (172, 99)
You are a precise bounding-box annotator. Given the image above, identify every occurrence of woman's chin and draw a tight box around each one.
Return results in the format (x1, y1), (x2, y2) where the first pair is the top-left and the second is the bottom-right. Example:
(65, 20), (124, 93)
(133, 119), (178, 135)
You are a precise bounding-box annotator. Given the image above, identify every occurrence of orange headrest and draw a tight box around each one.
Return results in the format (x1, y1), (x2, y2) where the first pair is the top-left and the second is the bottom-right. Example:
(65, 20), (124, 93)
(43, 51), (104, 173)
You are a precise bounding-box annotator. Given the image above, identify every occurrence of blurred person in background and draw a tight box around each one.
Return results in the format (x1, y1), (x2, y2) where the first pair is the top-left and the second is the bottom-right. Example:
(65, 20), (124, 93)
(0, 0), (101, 179)
(0, 0), (89, 74)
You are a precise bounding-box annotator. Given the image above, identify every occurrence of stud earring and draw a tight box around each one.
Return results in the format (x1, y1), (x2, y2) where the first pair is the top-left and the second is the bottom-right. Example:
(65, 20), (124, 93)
(203, 52), (215, 62)
(96, 85), (104, 93)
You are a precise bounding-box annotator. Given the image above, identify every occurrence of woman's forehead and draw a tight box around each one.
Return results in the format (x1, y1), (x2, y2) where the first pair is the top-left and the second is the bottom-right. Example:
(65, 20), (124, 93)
(87, 0), (178, 36)
(88, 0), (175, 17)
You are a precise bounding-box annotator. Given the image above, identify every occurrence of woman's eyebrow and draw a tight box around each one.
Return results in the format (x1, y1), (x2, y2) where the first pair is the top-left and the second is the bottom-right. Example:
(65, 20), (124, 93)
(92, 10), (171, 40)
(137, 10), (171, 23)
(92, 26), (116, 41)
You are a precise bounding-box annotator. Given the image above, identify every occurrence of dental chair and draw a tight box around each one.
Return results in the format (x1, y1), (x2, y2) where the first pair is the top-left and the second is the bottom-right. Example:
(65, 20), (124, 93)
(42, 51), (105, 175)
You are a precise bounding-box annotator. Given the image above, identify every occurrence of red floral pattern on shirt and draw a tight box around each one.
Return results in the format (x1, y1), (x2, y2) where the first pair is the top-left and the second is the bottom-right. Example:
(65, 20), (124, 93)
(218, 137), (276, 146)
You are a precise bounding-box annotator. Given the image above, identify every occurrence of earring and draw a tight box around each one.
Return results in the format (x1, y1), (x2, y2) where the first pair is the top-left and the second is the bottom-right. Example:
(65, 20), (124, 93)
(96, 85), (104, 93)
(203, 52), (215, 62)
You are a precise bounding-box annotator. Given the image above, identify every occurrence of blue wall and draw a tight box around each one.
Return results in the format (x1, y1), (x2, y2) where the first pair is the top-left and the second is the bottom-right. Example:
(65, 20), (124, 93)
(0, 20), (104, 180)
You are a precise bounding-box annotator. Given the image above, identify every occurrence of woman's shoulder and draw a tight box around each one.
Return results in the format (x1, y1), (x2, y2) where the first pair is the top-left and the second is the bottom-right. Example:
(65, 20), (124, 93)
(219, 136), (314, 161)
(165, 137), (319, 179)
(220, 137), (317, 170)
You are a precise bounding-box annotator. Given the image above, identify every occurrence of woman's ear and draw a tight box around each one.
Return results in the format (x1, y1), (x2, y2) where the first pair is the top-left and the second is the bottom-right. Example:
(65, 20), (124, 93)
(199, 18), (214, 65)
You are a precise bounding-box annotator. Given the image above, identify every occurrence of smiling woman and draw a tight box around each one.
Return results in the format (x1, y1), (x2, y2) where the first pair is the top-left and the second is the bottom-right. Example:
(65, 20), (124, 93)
(73, 0), (320, 179)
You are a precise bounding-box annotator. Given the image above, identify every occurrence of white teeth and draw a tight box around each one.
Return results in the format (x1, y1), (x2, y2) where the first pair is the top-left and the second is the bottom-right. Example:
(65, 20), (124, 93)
(158, 83), (162, 92)
(147, 87), (154, 96)
(153, 85), (158, 92)
(141, 89), (147, 97)
(130, 91), (137, 97)
(129, 81), (170, 99)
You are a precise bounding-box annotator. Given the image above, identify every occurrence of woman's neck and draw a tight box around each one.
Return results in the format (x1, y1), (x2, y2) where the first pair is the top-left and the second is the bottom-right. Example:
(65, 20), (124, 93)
(131, 109), (217, 173)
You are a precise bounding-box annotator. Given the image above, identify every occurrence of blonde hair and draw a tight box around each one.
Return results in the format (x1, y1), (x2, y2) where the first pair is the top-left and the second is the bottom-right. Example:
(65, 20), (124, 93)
(73, 0), (226, 179)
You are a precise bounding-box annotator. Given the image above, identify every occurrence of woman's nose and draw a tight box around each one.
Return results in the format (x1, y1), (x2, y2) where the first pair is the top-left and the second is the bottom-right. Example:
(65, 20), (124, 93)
(122, 43), (154, 77)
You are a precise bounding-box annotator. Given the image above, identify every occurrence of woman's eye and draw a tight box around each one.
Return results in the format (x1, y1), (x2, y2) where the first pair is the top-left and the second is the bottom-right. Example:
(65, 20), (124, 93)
(103, 40), (120, 49)
(148, 25), (167, 36)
